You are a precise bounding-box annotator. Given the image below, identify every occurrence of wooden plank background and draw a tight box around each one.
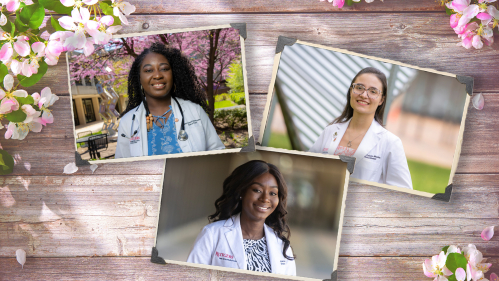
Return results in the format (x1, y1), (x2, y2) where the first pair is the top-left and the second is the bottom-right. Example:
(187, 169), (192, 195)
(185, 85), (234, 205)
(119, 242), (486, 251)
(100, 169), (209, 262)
(2, 0), (499, 280)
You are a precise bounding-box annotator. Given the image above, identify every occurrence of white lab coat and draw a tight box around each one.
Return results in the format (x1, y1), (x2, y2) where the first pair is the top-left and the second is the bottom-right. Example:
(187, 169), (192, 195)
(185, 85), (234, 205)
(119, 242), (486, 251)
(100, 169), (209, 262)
(309, 119), (413, 189)
(187, 213), (296, 276)
(115, 98), (225, 158)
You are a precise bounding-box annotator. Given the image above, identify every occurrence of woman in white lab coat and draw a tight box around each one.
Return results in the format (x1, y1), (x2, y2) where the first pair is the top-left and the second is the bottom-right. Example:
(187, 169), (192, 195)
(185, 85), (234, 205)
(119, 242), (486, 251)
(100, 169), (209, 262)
(187, 160), (296, 275)
(115, 43), (224, 158)
(309, 67), (413, 189)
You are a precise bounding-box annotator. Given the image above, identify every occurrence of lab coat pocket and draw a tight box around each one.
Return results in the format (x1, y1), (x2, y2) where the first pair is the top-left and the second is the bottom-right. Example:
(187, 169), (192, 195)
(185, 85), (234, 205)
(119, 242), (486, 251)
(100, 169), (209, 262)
(355, 157), (382, 181)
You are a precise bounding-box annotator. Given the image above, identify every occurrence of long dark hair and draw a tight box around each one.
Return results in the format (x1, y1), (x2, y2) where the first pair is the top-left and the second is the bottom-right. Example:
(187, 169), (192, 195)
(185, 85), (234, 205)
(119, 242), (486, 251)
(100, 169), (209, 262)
(331, 67), (388, 125)
(209, 160), (294, 260)
(120, 42), (208, 118)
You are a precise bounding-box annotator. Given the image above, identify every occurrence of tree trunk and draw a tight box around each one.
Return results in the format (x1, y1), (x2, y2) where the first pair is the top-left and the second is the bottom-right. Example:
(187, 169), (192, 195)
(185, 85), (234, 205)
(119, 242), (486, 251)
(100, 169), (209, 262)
(206, 29), (221, 123)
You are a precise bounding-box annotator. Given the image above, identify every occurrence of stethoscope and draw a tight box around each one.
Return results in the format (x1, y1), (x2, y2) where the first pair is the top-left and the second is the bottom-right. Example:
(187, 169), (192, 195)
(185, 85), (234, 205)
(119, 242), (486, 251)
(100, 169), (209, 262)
(126, 96), (188, 141)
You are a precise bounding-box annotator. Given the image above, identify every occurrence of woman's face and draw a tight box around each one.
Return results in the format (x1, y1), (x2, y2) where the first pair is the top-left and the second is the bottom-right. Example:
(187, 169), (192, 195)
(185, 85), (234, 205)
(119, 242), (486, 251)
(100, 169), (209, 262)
(240, 172), (280, 223)
(139, 52), (174, 100)
(349, 73), (384, 116)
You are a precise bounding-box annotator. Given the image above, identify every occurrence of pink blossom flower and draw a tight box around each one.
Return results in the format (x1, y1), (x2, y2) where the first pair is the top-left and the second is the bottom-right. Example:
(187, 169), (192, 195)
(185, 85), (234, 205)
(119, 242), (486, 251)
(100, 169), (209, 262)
(0, 74), (28, 114)
(21, 104), (41, 123)
(4, 120), (42, 140)
(0, 43), (13, 63)
(38, 87), (59, 108)
(111, 0), (135, 25)
(59, 8), (98, 49)
(462, 244), (492, 280)
(423, 251), (453, 280)
(45, 31), (72, 65)
(86, 16), (122, 45)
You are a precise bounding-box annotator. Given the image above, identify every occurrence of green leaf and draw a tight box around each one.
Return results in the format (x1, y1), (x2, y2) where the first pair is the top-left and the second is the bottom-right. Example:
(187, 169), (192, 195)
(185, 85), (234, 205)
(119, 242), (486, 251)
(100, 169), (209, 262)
(346, 0), (354, 6)
(446, 253), (468, 274)
(50, 15), (66, 32)
(20, 4), (46, 30)
(0, 63), (8, 84)
(18, 61), (48, 87)
(0, 149), (14, 175)
(0, 18), (14, 33)
(15, 96), (35, 105)
(6, 109), (27, 122)
(442, 246), (450, 254)
(111, 15), (121, 26)
(38, 0), (73, 14)
(15, 10), (30, 33)
(446, 7), (455, 16)
(99, 1), (114, 15)
(447, 274), (457, 281)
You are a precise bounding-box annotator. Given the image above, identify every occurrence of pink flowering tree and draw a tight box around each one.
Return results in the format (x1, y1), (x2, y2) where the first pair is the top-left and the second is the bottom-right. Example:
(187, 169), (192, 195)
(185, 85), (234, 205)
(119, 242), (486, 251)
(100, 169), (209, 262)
(68, 28), (241, 121)
(0, 0), (136, 173)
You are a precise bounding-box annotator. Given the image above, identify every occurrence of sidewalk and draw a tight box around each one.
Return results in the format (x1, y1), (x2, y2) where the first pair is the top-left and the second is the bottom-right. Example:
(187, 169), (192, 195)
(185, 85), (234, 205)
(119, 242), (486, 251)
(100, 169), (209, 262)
(75, 121), (105, 135)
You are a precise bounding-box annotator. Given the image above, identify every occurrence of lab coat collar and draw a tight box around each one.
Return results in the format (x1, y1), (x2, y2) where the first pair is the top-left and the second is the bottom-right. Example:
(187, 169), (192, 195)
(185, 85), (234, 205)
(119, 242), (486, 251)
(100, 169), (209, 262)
(223, 214), (245, 270)
(352, 119), (383, 162)
(264, 221), (283, 274)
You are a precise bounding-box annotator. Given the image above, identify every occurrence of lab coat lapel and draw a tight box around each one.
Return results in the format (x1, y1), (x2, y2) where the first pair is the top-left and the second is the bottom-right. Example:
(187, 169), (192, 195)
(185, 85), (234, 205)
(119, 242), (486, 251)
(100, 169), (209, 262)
(223, 214), (245, 270)
(264, 224), (282, 274)
(327, 120), (351, 155)
(353, 119), (382, 164)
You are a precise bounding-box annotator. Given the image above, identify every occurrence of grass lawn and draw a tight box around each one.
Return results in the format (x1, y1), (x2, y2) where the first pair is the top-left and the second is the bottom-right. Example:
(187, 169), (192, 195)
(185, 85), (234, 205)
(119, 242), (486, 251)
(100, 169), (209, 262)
(408, 159), (451, 194)
(267, 132), (293, 150)
(215, 100), (237, 109)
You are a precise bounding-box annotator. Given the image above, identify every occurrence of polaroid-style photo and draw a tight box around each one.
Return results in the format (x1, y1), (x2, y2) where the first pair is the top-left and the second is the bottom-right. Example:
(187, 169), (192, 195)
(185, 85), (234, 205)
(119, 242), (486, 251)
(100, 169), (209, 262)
(258, 38), (473, 201)
(68, 24), (253, 165)
(152, 146), (352, 280)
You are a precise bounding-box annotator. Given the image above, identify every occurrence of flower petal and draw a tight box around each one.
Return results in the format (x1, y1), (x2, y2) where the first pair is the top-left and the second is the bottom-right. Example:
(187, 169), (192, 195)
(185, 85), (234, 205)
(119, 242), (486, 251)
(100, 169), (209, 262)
(13, 39), (30, 57)
(16, 249), (26, 268)
(100, 15), (114, 26)
(90, 164), (98, 174)
(12, 90), (28, 98)
(0, 12), (7, 26)
(481, 226), (494, 240)
(60, 0), (75, 7)
(456, 268), (466, 281)
(63, 162), (78, 174)
(3, 74), (14, 91)
(0, 43), (13, 62)
(490, 272), (498, 281)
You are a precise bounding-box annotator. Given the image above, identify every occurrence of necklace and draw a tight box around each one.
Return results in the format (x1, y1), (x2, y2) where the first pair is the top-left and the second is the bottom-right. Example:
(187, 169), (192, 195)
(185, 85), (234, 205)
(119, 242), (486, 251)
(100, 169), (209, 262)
(346, 130), (367, 147)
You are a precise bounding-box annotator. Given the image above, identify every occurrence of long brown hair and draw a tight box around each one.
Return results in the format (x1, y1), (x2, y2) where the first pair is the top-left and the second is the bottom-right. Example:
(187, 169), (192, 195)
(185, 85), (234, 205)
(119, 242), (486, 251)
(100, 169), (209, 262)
(209, 160), (294, 260)
(331, 67), (388, 125)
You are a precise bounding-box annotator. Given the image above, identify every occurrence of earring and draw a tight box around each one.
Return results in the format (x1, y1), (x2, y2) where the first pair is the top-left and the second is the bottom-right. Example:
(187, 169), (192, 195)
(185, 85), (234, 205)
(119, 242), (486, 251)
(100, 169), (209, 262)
(240, 196), (242, 200)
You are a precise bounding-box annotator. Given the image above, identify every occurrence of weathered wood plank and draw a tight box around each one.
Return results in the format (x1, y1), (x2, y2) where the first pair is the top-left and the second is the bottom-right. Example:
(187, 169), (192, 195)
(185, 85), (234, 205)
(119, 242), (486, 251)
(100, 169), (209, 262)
(1, 257), (498, 280)
(40, 14), (499, 96)
(126, 0), (445, 14)
(6, 90), (499, 175)
(1, 174), (498, 257)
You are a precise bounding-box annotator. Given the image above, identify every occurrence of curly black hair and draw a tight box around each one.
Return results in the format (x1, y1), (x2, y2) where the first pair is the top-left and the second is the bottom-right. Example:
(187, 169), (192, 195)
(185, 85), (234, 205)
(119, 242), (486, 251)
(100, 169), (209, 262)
(120, 42), (208, 118)
(209, 160), (295, 261)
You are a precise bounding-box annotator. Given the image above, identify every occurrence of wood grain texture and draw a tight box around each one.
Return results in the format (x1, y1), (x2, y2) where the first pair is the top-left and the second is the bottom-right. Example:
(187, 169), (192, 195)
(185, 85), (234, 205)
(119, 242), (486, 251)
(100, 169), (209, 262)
(44, 14), (499, 95)
(124, 0), (444, 13)
(2, 2), (499, 279)
(2, 257), (499, 280)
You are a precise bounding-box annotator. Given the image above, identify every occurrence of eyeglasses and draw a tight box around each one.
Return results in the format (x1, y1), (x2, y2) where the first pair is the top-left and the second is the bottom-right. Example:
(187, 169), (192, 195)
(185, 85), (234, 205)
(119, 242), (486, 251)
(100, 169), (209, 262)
(351, 83), (382, 99)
